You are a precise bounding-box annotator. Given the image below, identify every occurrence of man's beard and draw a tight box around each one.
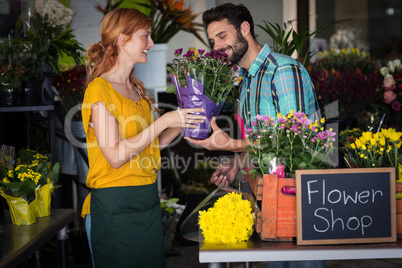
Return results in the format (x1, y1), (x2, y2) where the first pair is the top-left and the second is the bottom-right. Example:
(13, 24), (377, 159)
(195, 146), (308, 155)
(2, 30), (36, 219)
(228, 32), (248, 65)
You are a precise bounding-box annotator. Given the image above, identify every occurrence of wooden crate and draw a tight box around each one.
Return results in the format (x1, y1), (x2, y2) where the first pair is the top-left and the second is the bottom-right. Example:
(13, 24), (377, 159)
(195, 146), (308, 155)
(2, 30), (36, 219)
(248, 174), (297, 241)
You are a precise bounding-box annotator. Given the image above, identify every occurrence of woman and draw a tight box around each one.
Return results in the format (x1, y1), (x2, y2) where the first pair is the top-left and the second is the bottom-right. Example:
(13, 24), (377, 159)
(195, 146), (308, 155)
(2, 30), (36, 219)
(80, 8), (205, 267)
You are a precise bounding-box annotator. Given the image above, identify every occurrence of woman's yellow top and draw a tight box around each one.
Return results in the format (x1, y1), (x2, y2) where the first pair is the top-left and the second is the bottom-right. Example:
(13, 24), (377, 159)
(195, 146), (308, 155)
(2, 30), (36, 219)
(81, 77), (161, 217)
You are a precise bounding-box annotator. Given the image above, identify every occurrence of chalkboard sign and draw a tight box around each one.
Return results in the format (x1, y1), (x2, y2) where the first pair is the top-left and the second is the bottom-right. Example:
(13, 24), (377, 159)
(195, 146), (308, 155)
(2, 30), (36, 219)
(296, 168), (396, 245)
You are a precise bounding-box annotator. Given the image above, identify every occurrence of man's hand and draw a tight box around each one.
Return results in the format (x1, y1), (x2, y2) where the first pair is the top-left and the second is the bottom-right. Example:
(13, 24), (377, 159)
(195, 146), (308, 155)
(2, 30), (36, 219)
(185, 117), (232, 151)
(210, 160), (240, 186)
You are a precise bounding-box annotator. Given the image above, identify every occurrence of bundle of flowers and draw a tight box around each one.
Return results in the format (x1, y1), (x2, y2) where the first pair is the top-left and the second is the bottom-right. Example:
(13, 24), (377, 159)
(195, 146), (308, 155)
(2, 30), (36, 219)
(166, 48), (238, 139)
(245, 111), (337, 178)
(341, 128), (402, 174)
(308, 48), (381, 127)
(0, 149), (60, 224)
(0, 149), (60, 198)
(54, 65), (86, 121)
(34, 0), (74, 36)
(199, 192), (254, 244)
(371, 59), (402, 127)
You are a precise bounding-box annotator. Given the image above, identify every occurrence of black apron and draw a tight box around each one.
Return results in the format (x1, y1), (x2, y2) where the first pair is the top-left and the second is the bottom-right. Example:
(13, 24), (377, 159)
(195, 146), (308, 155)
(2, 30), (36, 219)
(90, 183), (165, 268)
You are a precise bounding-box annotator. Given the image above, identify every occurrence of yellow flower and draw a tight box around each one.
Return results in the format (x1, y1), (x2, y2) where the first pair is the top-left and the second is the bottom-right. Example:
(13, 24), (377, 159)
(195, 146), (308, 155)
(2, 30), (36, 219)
(320, 117), (325, 124)
(199, 192), (254, 244)
(3, 177), (10, 183)
(361, 131), (372, 142)
(379, 136), (386, 146)
(355, 139), (362, 148)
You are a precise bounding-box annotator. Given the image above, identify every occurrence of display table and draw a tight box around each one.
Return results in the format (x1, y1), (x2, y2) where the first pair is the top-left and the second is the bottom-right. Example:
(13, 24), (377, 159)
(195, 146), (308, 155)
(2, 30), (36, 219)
(0, 209), (75, 268)
(199, 233), (402, 264)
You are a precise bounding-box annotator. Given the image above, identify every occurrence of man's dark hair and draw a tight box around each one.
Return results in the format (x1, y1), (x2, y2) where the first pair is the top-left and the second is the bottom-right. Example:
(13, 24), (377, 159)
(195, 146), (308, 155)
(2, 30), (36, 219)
(202, 3), (256, 39)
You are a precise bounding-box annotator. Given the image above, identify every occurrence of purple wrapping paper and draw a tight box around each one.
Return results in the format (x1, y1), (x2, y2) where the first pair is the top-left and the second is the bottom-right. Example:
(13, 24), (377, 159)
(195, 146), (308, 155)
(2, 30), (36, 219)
(171, 75), (226, 139)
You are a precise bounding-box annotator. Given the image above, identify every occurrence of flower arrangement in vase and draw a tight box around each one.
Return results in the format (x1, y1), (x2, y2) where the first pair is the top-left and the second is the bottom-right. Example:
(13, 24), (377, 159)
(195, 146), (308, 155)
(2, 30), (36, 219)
(166, 48), (239, 139)
(244, 111), (337, 178)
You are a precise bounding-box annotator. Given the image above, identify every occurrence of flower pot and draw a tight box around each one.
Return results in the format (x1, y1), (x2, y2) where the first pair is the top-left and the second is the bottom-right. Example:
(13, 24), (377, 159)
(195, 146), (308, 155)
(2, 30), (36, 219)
(21, 79), (44, 106)
(134, 43), (168, 89)
(173, 76), (227, 139)
(0, 88), (20, 107)
(36, 183), (54, 217)
(1, 191), (38, 225)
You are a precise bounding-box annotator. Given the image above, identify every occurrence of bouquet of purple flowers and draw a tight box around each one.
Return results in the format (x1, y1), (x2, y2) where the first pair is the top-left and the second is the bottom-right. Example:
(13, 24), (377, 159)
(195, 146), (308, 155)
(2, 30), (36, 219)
(167, 48), (239, 139)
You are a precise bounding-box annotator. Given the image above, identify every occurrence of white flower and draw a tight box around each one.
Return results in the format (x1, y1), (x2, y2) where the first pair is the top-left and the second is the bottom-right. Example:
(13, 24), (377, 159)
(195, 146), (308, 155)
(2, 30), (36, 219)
(380, 67), (389, 77)
(394, 59), (401, 70)
(35, 0), (74, 32)
(387, 60), (395, 73)
(385, 74), (393, 79)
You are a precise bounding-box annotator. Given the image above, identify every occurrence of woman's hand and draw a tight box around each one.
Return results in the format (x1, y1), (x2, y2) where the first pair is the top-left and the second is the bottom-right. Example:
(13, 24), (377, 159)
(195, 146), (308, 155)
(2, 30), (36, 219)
(161, 108), (206, 129)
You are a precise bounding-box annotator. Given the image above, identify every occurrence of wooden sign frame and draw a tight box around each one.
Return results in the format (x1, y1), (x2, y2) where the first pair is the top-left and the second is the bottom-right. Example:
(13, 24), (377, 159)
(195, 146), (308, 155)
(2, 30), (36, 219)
(296, 168), (396, 245)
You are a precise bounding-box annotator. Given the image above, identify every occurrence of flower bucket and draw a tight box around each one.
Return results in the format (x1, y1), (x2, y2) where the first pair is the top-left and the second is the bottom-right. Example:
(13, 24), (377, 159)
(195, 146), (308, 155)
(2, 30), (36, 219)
(1, 191), (38, 225)
(36, 182), (54, 217)
(171, 75), (227, 139)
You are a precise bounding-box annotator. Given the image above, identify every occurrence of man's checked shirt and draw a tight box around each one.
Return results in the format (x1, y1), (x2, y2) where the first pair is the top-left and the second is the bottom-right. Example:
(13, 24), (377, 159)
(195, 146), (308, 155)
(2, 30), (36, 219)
(239, 44), (321, 128)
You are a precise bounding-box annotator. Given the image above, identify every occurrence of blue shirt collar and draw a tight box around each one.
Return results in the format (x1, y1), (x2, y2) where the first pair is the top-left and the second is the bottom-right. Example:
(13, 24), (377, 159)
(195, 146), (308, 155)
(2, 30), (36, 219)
(240, 44), (272, 78)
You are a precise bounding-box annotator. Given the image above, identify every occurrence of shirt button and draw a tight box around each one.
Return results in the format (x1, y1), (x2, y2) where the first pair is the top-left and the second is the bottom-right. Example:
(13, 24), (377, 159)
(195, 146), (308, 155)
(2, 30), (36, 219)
(248, 112), (251, 115)
(247, 89), (250, 92)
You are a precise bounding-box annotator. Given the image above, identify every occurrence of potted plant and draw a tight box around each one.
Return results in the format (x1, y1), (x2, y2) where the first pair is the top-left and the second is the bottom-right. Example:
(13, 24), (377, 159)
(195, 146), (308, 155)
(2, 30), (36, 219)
(244, 111), (336, 178)
(132, 0), (208, 88)
(166, 48), (239, 139)
(27, 0), (84, 75)
(0, 36), (50, 106)
(240, 111), (336, 240)
(0, 64), (24, 107)
(0, 148), (60, 225)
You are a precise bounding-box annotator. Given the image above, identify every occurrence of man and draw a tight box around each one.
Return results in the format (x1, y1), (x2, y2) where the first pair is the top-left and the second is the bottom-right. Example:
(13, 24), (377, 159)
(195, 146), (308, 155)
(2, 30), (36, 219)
(186, 3), (321, 186)
(185, 4), (324, 268)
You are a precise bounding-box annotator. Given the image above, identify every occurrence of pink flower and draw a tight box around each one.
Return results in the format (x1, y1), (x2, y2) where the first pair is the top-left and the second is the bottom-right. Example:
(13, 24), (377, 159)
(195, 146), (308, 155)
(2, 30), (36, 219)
(298, 117), (312, 126)
(278, 117), (287, 124)
(383, 90), (397, 104)
(382, 76), (396, 91)
(293, 111), (305, 119)
(252, 121), (258, 126)
(256, 114), (265, 121)
(392, 101), (401, 111)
